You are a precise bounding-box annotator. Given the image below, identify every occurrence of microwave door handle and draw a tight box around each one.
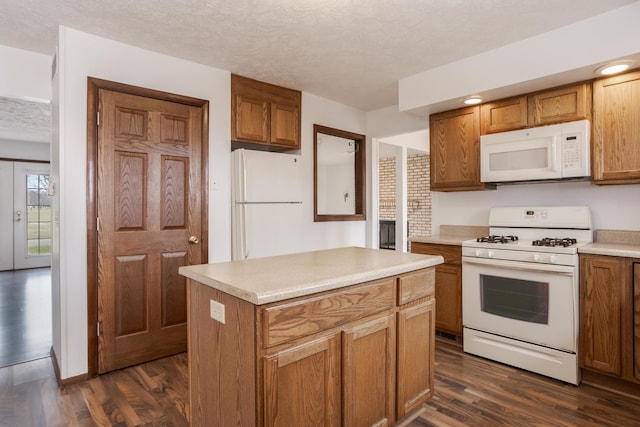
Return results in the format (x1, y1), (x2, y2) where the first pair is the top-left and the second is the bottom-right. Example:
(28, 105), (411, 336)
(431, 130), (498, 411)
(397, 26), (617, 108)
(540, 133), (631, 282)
(549, 139), (558, 172)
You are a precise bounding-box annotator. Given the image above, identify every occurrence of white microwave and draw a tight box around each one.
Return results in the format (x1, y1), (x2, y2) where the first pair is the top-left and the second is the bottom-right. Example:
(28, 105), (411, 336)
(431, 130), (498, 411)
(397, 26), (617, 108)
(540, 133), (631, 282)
(480, 119), (590, 183)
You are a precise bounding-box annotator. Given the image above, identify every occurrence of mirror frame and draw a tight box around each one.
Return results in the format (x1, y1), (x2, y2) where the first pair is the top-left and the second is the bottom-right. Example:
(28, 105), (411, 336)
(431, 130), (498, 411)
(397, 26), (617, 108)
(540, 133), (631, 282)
(313, 124), (366, 222)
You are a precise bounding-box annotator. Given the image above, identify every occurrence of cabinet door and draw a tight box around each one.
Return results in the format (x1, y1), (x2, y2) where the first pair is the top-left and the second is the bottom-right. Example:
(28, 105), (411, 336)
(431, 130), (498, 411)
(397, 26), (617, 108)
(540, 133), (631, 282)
(270, 102), (299, 148)
(528, 82), (591, 126)
(635, 263), (640, 381)
(342, 314), (395, 427)
(434, 264), (462, 335)
(263, 335), (340, 427)
(397, 299), (435, 419)
(234, 94), (269, 143)
(580, 255), (626, 375)
(480, 96), (528, 134)
(592, 70), (640, 184)
(430, 106), (491, 191)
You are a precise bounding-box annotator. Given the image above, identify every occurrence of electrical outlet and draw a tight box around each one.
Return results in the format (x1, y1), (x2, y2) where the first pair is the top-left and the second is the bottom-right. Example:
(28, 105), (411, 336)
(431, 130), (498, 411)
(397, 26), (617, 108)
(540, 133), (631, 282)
(210, 300), (225, 324)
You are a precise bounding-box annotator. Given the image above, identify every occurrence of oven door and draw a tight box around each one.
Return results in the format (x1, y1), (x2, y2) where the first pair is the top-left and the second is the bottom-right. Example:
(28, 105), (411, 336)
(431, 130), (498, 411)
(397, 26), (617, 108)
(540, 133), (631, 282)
(462, 257), (577, 352)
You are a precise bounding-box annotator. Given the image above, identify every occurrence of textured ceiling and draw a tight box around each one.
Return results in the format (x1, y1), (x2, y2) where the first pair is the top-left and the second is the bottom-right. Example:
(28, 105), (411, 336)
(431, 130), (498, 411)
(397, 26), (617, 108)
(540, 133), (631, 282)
(0, 97), (50, 143)
(0, 0), (637, 114)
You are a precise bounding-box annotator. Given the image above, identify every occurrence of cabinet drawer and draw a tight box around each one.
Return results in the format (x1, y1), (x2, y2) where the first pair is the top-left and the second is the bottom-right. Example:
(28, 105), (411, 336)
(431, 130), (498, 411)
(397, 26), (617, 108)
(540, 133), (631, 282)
(398, 268), (435, 305)
(261, 278), (395, 348)
(411, 243), (462, 265)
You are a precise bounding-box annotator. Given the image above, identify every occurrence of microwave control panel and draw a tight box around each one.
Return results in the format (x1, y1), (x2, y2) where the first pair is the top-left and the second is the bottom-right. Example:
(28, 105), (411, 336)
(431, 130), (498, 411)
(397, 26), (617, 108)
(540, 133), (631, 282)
(560, 119), (590, 177)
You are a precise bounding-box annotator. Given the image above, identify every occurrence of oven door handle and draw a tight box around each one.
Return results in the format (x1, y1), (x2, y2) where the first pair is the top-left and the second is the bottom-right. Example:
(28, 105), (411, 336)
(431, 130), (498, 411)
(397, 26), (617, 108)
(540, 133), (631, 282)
(462, 256), (576, 275)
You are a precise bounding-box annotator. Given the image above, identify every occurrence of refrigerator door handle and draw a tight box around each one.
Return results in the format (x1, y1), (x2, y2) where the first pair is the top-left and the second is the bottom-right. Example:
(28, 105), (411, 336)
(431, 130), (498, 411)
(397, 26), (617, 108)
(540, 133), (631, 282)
(241, 203), (249, 259)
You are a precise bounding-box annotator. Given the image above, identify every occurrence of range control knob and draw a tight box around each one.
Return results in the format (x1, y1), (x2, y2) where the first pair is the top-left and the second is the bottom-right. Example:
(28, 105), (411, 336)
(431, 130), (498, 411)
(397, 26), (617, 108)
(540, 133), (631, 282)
(533, 253), (542, 262)
(549, 255), (558, 264)
(487, 250), (495, 258)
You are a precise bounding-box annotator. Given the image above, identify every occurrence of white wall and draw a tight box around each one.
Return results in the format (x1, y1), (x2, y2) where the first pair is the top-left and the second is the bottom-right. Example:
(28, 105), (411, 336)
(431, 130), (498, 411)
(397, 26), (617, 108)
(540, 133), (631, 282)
(54, 26), (231, 379)
(0, 44), (51, 100)
(53, 27), (368, 379)
(300, 92), (367, 250)
(399, 2), (640, 114)
(431, 181), (640, 233)
(0, 139), (50, 161)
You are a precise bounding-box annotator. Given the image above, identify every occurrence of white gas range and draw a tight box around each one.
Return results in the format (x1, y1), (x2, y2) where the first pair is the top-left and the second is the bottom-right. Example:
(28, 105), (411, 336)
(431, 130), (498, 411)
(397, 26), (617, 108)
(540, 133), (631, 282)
(461, 206), (592, 385)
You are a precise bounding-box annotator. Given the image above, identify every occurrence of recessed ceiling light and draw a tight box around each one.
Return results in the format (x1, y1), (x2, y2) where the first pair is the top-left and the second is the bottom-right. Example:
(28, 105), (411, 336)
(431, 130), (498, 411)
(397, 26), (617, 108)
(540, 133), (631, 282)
(463, 96), (482, 105)
(595, 61), (632, 76)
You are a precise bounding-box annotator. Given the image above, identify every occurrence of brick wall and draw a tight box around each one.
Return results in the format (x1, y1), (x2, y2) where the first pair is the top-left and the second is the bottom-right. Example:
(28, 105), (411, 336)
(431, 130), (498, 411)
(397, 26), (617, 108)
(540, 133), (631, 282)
(378, 153), (431, 249)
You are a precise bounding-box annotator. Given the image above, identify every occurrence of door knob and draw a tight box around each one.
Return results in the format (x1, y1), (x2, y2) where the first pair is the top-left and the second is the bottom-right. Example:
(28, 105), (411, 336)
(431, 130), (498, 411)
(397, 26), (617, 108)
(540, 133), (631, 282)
(188, 236), (200, 244)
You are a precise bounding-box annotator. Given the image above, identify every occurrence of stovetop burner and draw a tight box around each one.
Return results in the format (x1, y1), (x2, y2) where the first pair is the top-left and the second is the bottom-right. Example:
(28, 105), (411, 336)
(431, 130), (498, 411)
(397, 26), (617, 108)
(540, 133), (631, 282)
(532, 237), (578, 247)
(476, 235), (518, 244)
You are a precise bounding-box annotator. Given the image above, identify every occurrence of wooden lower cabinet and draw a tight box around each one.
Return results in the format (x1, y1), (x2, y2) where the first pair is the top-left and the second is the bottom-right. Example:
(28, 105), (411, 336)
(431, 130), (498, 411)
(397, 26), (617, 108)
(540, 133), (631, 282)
(411, 243), (462, 336)
(580, 254), (640, 386)
(188, 268), (436, 427)
(396, 299), (435, 419)
(635, 263), (640, 382)
(342, 314), (396, 427)
(263, 334), (341, 427)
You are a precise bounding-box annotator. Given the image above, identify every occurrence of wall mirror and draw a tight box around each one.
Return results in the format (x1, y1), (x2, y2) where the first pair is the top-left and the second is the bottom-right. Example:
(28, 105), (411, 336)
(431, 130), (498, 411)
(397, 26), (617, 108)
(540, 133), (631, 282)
(314, 124), (366, 222)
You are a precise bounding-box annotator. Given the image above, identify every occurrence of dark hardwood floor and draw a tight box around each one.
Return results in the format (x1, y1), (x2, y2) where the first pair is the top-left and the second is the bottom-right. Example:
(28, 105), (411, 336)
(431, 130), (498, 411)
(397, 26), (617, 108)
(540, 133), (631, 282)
(2, 342), (640, 426)
(0, 268), (52, 367)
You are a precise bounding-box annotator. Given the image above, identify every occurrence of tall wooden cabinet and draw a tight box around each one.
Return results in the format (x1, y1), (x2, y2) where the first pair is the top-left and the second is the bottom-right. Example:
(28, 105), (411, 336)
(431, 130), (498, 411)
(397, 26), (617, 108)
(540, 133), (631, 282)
(592, 70), (640, 184)
(429, 106), (493, 192)
(188, 268), (436, 426)
(411, 242), (462, 337)
(580, 254), (640, 386)
(231, 74), (301, 149)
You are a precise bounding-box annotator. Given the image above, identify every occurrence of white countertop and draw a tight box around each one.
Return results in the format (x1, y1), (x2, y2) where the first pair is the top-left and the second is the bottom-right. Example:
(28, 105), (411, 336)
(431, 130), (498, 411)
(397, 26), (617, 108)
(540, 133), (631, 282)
(179, 246), (443, 305)
(410, 234), (479, 246)
(579, 242), (640, 258)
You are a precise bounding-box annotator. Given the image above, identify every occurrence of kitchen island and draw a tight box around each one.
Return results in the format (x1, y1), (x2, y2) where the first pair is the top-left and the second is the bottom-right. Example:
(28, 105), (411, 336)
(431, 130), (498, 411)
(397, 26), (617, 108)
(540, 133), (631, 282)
(179, 246), (443, 427)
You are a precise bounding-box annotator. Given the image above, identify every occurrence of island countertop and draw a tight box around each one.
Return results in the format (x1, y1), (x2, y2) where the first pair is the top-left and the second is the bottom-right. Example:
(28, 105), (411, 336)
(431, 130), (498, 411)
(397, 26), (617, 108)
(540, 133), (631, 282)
(179, 246), (443, 305)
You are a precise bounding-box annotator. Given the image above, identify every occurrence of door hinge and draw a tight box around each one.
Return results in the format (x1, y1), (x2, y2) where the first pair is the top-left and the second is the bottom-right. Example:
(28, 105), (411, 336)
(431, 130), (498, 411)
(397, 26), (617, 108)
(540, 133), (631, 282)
(97, 322), (101, 337)
(97, 110), (100, 126)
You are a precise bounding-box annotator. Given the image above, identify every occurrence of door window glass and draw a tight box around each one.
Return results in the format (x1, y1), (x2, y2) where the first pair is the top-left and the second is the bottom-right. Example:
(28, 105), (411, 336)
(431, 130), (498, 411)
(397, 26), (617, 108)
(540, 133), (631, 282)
(25, 173), (51, 256)
(480, 274), (549, 324)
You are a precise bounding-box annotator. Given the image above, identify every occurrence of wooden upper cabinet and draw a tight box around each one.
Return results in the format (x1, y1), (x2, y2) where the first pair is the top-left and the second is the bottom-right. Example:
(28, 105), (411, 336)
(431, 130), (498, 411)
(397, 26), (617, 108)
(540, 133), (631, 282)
(429, 106), (494, 192)
(528, 82), (592, 126)
(231, 74), (301, 149)
(480, 96), (528, 134)
(592, 70), (640, 184)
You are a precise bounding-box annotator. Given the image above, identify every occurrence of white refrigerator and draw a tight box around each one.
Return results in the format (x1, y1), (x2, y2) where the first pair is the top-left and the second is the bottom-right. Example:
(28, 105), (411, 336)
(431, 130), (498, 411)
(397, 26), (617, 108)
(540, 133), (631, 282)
(231, 149), (306, 260)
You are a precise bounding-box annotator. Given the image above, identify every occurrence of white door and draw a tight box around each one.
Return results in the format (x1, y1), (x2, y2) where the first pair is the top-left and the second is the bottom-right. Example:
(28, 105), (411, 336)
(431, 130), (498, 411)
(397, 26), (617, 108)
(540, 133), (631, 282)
(0, 161), (51, 270)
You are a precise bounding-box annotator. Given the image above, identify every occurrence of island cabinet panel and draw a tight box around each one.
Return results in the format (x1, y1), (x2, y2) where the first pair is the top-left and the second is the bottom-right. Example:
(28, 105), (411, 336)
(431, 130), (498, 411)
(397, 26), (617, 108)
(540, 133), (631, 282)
(592, 70), (640, 184)
(187, 265), (437, 426)
(187, 280), (256, 427)
(263, 334), (340, 427)
(396, 298), (435, 419)
(342, 314), (395, 427)
(261, 278), (395, 348)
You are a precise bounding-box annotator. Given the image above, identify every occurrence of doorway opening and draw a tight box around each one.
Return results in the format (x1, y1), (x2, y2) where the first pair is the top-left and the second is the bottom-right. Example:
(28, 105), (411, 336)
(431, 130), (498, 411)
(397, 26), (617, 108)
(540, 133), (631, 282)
(373, 130), (430, 253)
(0, 96), (52, 368)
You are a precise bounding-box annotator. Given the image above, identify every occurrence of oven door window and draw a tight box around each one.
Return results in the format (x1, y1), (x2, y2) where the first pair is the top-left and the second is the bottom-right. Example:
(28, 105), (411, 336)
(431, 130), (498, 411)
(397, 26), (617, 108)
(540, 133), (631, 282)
(479, 274), (549, 324)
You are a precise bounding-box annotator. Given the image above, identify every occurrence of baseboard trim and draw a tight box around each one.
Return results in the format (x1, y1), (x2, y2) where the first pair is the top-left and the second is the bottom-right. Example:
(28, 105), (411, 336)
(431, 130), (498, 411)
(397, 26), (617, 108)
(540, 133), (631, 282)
(581, 369), (640, 400)
(50, 347), (88, 387)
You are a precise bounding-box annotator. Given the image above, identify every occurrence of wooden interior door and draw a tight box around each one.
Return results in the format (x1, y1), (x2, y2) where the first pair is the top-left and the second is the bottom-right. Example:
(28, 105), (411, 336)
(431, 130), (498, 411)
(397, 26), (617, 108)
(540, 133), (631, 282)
(97, 88), (204, 373)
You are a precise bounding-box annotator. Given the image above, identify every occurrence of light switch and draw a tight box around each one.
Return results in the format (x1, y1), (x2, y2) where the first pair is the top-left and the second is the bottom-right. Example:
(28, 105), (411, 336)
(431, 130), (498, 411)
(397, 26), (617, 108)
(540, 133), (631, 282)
(210, 299), (225, 324)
